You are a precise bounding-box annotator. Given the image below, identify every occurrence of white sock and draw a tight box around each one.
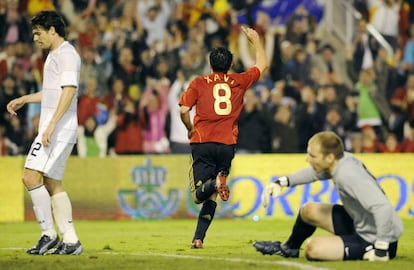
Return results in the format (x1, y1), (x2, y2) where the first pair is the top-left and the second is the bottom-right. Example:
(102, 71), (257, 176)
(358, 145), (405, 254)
(51, 192), (79, 243)
(28, 185), (57, 239)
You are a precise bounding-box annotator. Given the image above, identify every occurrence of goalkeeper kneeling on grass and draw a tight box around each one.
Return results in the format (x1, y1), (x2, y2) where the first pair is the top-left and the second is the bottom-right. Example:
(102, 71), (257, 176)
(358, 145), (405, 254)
(254, 131), (403, 261)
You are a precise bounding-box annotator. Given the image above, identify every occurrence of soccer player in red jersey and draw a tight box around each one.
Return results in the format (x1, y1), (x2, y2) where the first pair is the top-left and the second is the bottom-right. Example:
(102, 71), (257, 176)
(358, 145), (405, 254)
(179, 25), (268, 249)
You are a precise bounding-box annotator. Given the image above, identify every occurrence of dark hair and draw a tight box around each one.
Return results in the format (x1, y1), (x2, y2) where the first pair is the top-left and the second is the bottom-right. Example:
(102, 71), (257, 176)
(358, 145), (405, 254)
(31, 10), (66, 38)
(209, 47), (233, 73)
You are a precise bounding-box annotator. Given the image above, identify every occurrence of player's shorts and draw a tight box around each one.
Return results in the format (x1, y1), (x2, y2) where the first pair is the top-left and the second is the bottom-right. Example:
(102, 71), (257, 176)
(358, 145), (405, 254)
(189, 142), (235, 192)
(332, 204), (398, 260)
(25, 135), (75, 180)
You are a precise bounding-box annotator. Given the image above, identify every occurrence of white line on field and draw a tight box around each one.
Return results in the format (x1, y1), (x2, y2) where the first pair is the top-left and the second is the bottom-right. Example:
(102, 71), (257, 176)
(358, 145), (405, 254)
(100, 251), (331, 270)
(0, 248), (330, 270)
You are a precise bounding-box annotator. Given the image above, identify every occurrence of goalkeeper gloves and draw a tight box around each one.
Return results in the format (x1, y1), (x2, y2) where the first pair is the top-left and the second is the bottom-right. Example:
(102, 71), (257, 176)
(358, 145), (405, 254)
(363, 241), (389, 262)
(261, 176), (289, 208)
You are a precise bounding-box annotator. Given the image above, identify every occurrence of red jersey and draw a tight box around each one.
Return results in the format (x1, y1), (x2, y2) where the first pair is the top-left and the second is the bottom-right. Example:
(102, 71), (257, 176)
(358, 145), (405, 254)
(179, 67), (261, 144)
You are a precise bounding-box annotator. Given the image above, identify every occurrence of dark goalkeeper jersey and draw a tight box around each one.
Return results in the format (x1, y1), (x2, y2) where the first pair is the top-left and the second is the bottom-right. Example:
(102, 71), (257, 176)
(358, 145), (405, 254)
(179, 67), (260, 145)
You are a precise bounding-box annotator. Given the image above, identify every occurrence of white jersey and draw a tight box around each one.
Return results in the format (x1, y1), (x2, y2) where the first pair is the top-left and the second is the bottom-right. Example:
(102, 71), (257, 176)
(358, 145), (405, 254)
(40, 41), (80, 143)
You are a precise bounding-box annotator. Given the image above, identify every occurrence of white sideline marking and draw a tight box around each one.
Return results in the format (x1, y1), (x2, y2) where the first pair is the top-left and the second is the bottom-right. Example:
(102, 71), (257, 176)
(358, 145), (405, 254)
(0, 248), (330, 270)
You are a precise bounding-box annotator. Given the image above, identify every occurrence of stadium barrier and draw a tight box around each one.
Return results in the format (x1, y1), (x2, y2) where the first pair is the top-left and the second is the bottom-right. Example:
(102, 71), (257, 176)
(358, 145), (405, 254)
(0, 154), (413, 222)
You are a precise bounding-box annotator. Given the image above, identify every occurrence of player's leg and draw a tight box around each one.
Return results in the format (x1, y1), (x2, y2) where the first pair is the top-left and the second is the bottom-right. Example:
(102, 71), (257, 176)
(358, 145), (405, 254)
(305, 204), (358, 261)
(43, 142), (82, 255)
(191, 144), (217, 203)
(23, 168), (60, 255)
(214, 144), (235, 201)
(189, 143), (217, 248)
(304, 235), (344, 260)
(254, 202), (332, 257)
(24, 137), (59, 255)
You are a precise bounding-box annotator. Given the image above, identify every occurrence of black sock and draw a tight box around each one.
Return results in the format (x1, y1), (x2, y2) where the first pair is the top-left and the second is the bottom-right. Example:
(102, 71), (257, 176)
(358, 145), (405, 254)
(285, 211), (316, 250)
(193, 200), (217, 242)
(195, 179), (216, 201)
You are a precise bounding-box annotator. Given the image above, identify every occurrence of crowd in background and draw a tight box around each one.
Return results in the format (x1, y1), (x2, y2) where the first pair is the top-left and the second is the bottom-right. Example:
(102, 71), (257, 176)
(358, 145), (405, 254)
(1, 0), (414, 157)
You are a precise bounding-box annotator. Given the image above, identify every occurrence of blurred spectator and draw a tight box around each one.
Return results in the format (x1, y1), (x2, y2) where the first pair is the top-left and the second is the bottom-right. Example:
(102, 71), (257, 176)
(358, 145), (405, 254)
(167, 70), (193, 154)
(138, 0), (171, 49)
(0, 0), (31, 46)
(4, 112), (24, 153)
(376, 132), (404, 152)
(348, 132), (363, 153)
(79, 46), (108, 96)
(370, 0), (402, 51)
(323, 105), (352, 143)
(285, 4), (317, 46)
(0, 42), (17, 80)
(349, 18), (380, 81)
(400, 119), (414, 151)
(77, 113), (116, 157)
(0, 123), (18, 155)
(312, 43), (353, 89)
(77, 77), (101, 126)
(115, 98), (147, 155)
(283, 45), (312, 90)
(26, 0), (55, 18)
(360, 124), (382, 152)
(111, 46), (142, 92)
(295, 85), (327, 152)
(237, 89), (271, 153)
(354, 69), (384, 139)
(400, 23), (414, 74)
(0, 73), (20, 126)
(141, 77), (170, 154)
(270, 104), (298, 153)
(389, 72), (414, 139)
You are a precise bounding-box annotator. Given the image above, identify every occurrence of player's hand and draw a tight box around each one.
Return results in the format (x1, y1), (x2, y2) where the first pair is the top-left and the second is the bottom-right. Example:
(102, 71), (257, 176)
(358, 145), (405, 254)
(241, 25), (260, 45)
(6, 97), (26, 116)
(363, 241), (389, 262)
(261, 182), (282, 208)
(187, 128), (194, 139)
(261, 177), (288, 208)
(42, 122), (57, 147)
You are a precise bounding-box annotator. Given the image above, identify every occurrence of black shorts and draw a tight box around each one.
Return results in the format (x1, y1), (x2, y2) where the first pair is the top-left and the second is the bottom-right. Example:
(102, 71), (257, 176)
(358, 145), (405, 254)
(332, 205), (398, 260)
(189, 143), (235, 192)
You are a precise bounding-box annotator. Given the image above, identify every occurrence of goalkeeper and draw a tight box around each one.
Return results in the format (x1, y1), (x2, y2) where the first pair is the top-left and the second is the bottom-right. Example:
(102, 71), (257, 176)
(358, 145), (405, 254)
(254, 131), (403, 261)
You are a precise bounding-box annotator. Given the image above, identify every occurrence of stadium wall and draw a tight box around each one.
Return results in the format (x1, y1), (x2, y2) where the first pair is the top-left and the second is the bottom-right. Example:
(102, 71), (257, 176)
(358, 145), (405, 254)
(1, 154), (413, 222)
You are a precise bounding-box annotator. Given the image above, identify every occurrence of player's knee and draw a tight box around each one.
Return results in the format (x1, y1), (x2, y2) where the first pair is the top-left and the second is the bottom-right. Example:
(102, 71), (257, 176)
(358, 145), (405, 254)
(304, 238), (322, 261)
(192, 191), (202, 204)
(300, 202), (319, 224)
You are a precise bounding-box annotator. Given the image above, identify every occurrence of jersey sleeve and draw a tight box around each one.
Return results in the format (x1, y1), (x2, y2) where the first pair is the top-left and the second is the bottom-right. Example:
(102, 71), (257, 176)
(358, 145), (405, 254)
(179, 79), (198, 108)
(59, 49), (80, 88)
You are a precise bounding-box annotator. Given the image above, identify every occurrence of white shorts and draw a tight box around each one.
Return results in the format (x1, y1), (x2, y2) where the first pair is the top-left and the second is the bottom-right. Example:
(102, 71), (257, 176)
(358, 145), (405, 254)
(25, 135), (74, 180)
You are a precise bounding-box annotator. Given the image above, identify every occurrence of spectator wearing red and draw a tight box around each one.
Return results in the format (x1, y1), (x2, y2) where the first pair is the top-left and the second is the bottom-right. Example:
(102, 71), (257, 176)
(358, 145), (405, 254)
(77, 77), (100, 126)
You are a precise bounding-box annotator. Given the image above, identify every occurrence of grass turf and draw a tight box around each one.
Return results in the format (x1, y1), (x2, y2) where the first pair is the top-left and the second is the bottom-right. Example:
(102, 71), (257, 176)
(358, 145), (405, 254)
(0, 219), (413, 270)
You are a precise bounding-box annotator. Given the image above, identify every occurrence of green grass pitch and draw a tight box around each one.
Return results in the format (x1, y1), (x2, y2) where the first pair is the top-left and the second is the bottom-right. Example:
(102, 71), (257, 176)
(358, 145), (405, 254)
(1, 219), (413, 270)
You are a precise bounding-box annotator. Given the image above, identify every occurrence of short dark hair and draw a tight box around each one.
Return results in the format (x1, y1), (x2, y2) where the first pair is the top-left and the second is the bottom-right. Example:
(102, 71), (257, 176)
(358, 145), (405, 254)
(31, 10), (66, 38)
(310, 131), (344, 159)
(209, 47), (233, 73)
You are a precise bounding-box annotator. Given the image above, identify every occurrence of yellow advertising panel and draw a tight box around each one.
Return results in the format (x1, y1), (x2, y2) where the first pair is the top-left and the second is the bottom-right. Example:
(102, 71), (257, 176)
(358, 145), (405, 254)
(0, 157), (25, 222)
(1, 154), (413, 222)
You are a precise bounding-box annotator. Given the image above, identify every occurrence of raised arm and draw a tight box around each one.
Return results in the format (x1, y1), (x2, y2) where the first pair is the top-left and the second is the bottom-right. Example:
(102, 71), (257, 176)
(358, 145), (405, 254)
(240, 25), (269, 74)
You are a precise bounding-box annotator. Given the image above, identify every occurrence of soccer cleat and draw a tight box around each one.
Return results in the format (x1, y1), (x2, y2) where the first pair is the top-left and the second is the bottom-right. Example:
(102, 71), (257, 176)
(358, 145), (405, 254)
(253, 241), (299, 258)
(191, 239), (203, 249)
(52, 241), (83, 255)
(27, 235), (60, 255)
(215, 171), (230, 201)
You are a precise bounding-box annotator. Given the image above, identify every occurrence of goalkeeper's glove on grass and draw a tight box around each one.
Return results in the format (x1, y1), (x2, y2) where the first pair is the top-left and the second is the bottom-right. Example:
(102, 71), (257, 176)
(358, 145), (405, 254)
(262, 176), (289, 208)
(363, 240), (389, 262)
